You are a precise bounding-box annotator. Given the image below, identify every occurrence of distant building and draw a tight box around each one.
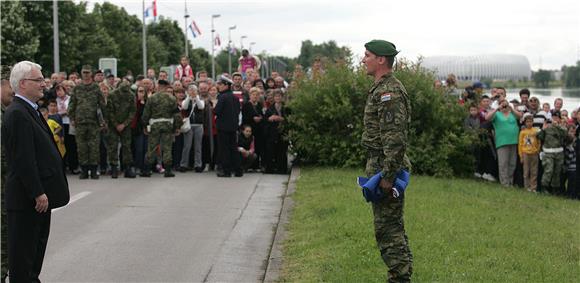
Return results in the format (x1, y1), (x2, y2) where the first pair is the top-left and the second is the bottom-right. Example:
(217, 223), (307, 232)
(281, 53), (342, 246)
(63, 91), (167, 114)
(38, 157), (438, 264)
(422, 54), (531, 82)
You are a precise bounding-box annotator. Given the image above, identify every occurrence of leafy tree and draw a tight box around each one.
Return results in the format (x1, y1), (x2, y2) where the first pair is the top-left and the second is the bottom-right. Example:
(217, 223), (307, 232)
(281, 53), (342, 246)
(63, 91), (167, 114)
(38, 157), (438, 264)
(0, 1), (39, 66)
(533, 69), (551, 88)
(296, 40), (352, 69)
(563, 62), (580, 88)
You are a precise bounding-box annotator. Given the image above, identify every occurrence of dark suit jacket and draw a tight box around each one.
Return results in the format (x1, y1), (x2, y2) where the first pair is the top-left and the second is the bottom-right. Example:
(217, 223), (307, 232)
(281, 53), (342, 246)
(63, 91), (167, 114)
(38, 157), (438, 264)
(1, 96), (69, 210)
(214, 90), (241, 132)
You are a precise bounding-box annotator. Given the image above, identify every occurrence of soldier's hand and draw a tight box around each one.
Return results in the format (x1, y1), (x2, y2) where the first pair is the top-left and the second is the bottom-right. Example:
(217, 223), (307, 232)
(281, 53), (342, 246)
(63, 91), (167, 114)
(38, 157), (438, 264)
(35, 194), (49, 213)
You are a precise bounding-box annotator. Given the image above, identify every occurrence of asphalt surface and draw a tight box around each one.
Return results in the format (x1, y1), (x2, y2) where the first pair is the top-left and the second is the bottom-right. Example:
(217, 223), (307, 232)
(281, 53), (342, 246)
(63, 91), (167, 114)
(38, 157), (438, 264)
(41, 171), (289, 283)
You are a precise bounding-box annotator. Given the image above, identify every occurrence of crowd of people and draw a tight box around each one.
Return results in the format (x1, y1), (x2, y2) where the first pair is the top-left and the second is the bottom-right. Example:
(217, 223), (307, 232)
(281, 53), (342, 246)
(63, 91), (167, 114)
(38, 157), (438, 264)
(447, 73), (580, 200)
(4, 51), (314, 181)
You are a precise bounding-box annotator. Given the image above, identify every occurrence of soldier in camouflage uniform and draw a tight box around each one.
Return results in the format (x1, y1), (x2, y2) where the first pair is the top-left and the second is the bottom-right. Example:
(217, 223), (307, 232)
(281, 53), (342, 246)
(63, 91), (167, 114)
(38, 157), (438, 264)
(106, 81), (137, 178)
(68, 65), (106, 179)
(141, 80), (182, 177)
(1, 65), (13, 283)
(537, 111), (571, 193)
(361, 40), (413, 282)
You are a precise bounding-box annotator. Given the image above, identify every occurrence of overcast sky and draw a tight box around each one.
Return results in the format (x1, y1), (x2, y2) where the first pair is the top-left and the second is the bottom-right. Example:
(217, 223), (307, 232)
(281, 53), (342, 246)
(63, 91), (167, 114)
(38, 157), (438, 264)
(85, 0), (580, 70)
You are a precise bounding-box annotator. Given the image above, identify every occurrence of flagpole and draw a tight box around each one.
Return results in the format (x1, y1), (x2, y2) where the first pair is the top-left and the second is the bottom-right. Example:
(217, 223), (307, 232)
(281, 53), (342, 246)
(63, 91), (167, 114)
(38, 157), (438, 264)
(184, 0), (189, 58)
(53, 0), (59, 73)
(228, 25), (236, 74)
(142, 0), (147, 75)
(211, 14), (220, 79)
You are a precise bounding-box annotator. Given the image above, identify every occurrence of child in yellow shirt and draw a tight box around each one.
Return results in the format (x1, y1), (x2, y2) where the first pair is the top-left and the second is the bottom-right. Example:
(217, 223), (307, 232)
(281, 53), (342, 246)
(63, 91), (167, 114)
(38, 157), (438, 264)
(40, 107), (66, 157)
(518, 113), (541, 192)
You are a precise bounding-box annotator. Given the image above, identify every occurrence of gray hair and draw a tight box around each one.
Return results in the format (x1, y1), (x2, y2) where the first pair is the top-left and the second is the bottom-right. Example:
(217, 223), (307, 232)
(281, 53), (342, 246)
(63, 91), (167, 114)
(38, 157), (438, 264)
(10, 61), (42, 94)
(187, 84), (198, 93)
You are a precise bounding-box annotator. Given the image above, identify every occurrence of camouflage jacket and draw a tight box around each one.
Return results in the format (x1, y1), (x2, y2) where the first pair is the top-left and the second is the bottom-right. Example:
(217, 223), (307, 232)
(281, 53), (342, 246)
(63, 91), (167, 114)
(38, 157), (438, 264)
(537, 124), (570, 149)
(106, 83), (136, 128)
(68, 82), (106, 125)
(362, 72), (412, 181)
(141, 91), (182, 132)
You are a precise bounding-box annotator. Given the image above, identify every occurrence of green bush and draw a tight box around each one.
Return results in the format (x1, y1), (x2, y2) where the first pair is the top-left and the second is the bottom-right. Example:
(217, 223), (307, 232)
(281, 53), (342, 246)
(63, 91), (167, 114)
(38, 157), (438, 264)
(286, 60), (477, 177)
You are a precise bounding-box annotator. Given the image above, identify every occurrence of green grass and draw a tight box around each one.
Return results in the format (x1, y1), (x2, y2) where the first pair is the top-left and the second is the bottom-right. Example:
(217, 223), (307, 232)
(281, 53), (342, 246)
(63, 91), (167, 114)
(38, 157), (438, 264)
(280, 167), (580, 282)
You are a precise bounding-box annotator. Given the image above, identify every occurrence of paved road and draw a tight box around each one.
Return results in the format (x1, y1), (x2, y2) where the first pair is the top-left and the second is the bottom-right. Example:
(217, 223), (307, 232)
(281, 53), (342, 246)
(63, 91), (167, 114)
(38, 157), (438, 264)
(41, 171), (288, 283)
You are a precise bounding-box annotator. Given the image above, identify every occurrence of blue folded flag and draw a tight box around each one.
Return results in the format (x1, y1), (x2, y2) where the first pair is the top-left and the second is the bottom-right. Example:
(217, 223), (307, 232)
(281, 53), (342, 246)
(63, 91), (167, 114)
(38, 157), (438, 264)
(357, 169), (410, 202)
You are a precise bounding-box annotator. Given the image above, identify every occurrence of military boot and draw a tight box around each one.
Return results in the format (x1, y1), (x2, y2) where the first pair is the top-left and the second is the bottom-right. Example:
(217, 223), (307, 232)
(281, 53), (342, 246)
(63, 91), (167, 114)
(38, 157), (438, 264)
(140, 164), (152, 177)
(111, 166), (118, 179)
(164, 163), (175, 177)
(124, 165), (136, 178)
(79, 166), (89, 180)
(90, 165), (99, 180)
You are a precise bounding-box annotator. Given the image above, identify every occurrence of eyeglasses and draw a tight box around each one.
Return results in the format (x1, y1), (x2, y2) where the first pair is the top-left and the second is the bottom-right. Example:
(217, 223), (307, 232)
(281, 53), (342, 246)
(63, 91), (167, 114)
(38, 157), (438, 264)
(22, 78), (45, 83)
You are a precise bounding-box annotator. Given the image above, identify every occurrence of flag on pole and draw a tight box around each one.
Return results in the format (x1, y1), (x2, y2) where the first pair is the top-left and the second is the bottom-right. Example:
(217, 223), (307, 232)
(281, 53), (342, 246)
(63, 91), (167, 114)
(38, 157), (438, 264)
(188, 20), (202, 38)
(144, 0), (157, 18)
(214, 34), (221, 47)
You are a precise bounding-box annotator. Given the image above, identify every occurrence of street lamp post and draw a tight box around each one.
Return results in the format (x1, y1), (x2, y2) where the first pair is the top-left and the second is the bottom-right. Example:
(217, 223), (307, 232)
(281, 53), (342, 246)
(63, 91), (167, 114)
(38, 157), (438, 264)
(249, 42), (256, 53)
(183, 1), (190, 58)
(228, 25), (236, 74)
(211, 14), (220, 79)
(240, 35), (247, 50)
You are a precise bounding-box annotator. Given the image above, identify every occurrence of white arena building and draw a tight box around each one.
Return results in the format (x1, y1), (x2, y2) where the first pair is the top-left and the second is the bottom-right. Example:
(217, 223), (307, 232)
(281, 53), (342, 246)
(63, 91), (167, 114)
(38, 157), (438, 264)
(422, 54), (531, 82)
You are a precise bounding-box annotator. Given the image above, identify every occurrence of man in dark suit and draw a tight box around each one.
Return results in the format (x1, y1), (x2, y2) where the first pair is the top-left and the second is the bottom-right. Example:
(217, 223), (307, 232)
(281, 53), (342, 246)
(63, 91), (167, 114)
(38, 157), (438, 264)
(1, 61), (70, 283)
(214, 75), (242, 177)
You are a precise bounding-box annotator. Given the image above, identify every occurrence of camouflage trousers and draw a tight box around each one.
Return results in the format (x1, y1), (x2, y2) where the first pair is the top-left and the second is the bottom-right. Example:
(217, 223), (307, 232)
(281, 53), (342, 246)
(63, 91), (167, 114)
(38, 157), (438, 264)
(75, 124), (100, 166)
(541, 151), (564, 190)
(366, 154), (413, 283)
(145, 128), (173, 165)
(106, 127), (133, 167)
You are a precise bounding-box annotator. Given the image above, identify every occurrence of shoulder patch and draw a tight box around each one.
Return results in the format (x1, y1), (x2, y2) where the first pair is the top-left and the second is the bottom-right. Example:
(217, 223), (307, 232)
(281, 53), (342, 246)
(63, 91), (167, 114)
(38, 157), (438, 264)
(380, 93), (393, 102)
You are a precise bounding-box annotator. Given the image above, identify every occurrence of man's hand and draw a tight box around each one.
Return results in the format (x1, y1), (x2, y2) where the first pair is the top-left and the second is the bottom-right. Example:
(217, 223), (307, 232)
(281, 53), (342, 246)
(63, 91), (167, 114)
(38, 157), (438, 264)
(253, 116), (262, 123)
(116, 124), (125, 133)
(35, 194), (49, 213)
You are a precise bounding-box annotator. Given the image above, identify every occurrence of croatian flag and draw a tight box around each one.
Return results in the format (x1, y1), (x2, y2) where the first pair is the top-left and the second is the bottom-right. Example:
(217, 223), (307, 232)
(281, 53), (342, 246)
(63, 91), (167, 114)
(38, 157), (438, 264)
(144, 0), (157, 18)
(189, 20), (202, 38)
(214, 34), (221, 47)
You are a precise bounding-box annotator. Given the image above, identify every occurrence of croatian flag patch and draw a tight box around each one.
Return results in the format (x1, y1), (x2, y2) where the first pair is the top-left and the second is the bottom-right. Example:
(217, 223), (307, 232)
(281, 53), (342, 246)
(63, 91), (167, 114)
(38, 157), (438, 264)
(381, 93), (392, 102)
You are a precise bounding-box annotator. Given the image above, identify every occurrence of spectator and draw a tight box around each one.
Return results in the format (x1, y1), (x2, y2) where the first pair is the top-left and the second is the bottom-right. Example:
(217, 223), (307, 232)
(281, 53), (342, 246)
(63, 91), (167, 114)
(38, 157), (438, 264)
(232, 72), (243, 91)
(553, 98), (563, 113)
(40, 107), (66, 157)
(131, 85), (148, 174)
(253, 79), (265, 90)
(68, 72), (79, 82)
(147, 68), (156, 81)
(537, 111), (570, 194)
(158, 70), (169, 82)
(307, 57), (325, 80)
(464, 104), (481, 178)
(516, 88), (530, 113)
(237, 49), (261, 76)
(242, 80), (252, 94)
(518, 114), (541, 192)
(94, 70), (105, 83)
(202, 84), (219, 171)
(263, 90), (288, 174)
(55, 83), (78, 173)
(106, 74), (116, 90)
(490, 87), (506, 109)
(242, 87), (265, 170)
(181, 76), (193, 88)
(539, 102), (552, 122)
(238, 125), (257, 172)
(196, 70), (209, 82)
(265, 77), (276, 90)
(445, 73), (459, 97)
(564, 124), (577, 198)
(175, 56), (194, 81)
(486, 98), (522, 186)
(180, 84), (205, 172)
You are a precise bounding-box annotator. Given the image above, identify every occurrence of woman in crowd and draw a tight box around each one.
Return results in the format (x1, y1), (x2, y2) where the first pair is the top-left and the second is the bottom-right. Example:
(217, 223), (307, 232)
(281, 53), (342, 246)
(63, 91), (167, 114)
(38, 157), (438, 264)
(132, 85), (149, 175)
(56, 82), (79, 174)
(485, 98), (522, 186)
(202, 84), (219, 171)
(263, 90), (288, 174)
(242, 87), (265, 170)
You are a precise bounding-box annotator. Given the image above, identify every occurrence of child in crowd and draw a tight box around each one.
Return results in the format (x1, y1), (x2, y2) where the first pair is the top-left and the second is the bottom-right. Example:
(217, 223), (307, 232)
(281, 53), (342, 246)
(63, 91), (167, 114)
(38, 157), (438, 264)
(537, 111), (570, 194)
(40, 107), (66, 157)
(238, 125), (257, 172)
(518, 113), (541, 192)
(538, 103), (552, 122)
(464, 104), (482, 178)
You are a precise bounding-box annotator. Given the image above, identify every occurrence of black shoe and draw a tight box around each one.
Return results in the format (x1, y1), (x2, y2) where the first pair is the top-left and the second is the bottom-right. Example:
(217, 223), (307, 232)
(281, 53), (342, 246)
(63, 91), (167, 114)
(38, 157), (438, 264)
(79, 166), (89, 180)
(194, 166), (204, 173)
(234, 171), (243, 177)
(164, 167), (175, 177)
(111, 167), (118, 179)
(124, 167), (136, 178)
(217, 171), (231, 177)
(90, 166), (99, 179)
(178, 166), (188, 173)
(140, 171), (151, 177)
(71, 168), (81, 175)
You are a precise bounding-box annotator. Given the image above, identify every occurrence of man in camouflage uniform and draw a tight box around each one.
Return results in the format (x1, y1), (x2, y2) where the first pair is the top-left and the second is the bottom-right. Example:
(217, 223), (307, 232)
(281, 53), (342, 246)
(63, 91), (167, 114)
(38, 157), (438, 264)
(537, 111), (570, 194)
(106, 81), (137, 178)
(68, 65), (106, 179)
(361, 40), (413, 282)
(1, 65), (14, 283)
(141, 80), (181, 177)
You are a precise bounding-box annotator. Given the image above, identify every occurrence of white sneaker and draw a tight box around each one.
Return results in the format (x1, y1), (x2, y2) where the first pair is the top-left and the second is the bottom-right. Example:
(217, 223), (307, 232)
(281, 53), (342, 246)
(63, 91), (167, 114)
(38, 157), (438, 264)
(482, 173), (497, 182)
(474, 173), (482, 178)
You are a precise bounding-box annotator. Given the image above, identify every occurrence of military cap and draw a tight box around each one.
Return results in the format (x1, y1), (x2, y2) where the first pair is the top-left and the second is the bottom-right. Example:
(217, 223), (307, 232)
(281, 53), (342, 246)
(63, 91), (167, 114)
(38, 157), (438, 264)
(1, 65), (12, 81)
(81, 65), (93, 72)
(157, 79), (170, 86)
(216, 74), (233, 85)
(364, 39), (399, 56)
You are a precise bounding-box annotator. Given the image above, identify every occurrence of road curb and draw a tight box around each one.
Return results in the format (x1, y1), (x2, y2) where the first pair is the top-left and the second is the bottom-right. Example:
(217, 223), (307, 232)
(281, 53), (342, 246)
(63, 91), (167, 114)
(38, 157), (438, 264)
(263, 166), (300, 282)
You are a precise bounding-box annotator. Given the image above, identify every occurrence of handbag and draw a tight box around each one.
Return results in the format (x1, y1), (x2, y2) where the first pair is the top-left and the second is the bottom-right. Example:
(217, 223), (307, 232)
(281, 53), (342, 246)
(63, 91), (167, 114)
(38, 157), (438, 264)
(180, 101), (194, 133)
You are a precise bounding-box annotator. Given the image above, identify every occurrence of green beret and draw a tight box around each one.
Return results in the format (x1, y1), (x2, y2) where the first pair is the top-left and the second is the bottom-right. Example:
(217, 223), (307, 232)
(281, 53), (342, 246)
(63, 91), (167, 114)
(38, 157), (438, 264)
(364, 39), (399, 56)
(81, 65), (93, 72)
(1, 65), (12, 81)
